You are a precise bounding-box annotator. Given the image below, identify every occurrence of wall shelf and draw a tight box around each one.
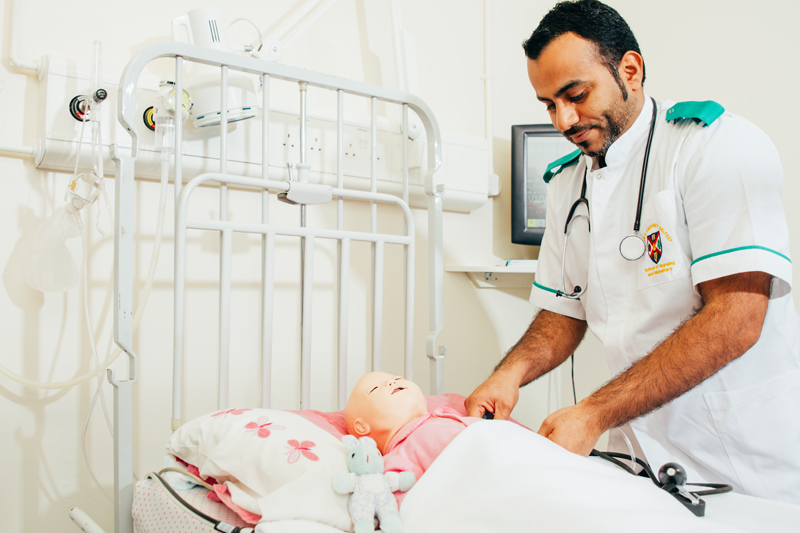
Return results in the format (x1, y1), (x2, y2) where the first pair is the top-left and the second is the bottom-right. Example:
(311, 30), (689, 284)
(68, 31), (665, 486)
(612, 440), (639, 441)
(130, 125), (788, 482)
(446, 261), (537, 289)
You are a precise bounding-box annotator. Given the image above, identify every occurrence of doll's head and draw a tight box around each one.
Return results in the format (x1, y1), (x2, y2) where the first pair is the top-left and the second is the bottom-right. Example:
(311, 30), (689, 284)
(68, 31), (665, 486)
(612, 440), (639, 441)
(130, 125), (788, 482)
(345, 372), (428, 453)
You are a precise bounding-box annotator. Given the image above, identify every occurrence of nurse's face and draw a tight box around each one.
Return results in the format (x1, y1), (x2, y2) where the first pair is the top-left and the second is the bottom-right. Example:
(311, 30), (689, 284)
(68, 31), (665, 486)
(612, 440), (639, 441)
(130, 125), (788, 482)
(527, 32), (643, 157)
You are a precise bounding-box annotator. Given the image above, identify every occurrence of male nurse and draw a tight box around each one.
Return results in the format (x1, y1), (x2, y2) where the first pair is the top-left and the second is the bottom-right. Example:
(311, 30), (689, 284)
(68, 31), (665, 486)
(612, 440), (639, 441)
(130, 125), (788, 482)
(466, 0), (800, 504)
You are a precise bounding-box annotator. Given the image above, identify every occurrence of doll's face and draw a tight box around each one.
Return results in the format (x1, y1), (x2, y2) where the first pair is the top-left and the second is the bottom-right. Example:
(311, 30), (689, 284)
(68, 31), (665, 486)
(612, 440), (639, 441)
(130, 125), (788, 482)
(345, 372), (428, 447)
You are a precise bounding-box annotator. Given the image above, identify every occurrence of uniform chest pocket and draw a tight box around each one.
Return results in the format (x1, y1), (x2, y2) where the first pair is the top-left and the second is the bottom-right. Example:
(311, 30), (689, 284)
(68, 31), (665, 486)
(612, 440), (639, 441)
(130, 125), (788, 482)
(636, 190), (690, 291)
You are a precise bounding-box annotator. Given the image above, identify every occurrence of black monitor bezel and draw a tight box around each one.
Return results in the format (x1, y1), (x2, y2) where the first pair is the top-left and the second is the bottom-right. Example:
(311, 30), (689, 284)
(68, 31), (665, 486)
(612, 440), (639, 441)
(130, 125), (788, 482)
(511, 123), (569, 246)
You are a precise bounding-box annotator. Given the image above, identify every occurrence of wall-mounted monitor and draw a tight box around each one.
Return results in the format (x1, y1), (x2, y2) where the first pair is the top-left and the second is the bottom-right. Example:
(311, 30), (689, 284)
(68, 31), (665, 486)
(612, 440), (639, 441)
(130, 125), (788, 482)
(511, 124), (575, 246)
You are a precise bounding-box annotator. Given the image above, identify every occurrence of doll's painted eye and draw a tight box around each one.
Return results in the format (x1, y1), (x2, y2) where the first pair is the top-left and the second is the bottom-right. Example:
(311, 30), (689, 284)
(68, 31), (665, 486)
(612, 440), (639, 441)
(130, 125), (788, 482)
(351, 453), (355, 458)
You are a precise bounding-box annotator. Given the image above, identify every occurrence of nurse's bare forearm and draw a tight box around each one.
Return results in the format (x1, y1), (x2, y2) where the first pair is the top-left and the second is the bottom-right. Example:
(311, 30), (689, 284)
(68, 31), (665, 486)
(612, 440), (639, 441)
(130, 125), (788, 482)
(583, 272), (771, 432)
(495, 309), (587, 387)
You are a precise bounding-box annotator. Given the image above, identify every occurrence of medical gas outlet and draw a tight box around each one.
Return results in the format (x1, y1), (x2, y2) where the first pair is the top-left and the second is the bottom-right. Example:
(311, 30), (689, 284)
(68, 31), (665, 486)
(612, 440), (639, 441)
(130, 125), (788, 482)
(68, 88), (107, 121)
(144, 81), (192, 131)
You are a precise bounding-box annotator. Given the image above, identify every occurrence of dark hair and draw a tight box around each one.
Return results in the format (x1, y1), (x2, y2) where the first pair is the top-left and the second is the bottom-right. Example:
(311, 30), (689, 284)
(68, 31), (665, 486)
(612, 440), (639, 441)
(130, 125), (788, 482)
(523, 0), (645, 86)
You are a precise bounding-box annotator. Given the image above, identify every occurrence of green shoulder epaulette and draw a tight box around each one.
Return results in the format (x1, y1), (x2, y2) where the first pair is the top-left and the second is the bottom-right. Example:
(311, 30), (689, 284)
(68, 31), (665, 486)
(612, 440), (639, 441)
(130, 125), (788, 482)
(543, 148), (582, 183)
(666, 100), (725, 127)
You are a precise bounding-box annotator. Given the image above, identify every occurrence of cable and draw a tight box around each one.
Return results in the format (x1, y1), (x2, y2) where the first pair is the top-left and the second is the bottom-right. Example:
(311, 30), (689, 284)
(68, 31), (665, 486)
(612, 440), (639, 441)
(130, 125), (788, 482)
(567, 324), (730, 503)
(570, 352), (636, 471)
(229, 17), (263, 54)
(77, 148), (172, 499)
(570, 354), (576, 405)
(78, 80), (114, 502)
(590, 450), (733, 498)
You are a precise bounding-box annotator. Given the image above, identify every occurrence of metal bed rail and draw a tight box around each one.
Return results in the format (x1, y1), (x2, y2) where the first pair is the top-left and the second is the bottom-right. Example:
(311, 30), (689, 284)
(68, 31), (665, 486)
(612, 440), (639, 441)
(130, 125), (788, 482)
(172, 172), (416, 426)
(111, 42), (445, 533)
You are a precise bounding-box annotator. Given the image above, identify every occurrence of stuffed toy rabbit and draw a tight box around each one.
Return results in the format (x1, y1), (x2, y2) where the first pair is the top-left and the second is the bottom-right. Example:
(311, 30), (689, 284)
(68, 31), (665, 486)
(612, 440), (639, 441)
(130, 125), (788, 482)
(333, 435), (415, 533)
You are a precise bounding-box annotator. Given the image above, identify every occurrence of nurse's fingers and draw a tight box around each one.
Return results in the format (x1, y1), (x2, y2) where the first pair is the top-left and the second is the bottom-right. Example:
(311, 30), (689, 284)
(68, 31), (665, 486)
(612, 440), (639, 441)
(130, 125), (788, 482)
(465, 378), (518, 420)
(486, 396), (516, 420)
(537, 405), (601, 456)
(464, 392), (490, 418)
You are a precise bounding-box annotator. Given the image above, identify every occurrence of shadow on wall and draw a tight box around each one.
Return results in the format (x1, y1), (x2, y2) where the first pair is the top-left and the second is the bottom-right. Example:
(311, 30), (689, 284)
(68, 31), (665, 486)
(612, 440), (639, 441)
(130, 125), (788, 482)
(355, 0), (384, 88)
(3, 203), (116, 531)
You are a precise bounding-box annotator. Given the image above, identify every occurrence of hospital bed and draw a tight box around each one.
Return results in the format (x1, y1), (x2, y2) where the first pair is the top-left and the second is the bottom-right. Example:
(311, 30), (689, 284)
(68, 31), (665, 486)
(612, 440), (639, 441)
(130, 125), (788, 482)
(107, 42), (800, 533)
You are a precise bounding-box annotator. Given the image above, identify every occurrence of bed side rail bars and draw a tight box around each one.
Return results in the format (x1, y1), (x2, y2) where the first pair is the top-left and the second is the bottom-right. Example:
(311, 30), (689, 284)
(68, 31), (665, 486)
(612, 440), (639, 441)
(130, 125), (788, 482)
(113, 42), (446, 533)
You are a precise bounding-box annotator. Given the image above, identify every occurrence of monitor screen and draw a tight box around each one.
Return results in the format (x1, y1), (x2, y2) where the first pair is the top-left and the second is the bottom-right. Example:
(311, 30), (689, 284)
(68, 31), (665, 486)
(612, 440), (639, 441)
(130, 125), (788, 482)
(511, 124), (575, 246)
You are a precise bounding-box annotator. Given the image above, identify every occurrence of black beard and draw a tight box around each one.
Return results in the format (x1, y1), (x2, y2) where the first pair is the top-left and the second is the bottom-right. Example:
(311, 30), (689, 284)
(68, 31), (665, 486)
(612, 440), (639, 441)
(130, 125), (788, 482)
(563, 100), (635, 158)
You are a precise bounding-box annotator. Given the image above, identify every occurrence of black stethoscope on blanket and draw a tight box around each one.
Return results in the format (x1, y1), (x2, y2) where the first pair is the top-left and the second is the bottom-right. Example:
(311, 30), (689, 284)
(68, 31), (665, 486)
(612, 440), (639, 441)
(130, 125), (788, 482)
(589, 450), (732, 517)
(482, 407), (732, 517)
(557, 97), (658, 299)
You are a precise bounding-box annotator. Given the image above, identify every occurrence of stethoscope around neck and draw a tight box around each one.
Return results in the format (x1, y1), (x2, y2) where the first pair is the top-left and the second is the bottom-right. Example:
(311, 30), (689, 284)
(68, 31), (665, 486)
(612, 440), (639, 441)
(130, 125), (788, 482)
(557, 97), (658, 299)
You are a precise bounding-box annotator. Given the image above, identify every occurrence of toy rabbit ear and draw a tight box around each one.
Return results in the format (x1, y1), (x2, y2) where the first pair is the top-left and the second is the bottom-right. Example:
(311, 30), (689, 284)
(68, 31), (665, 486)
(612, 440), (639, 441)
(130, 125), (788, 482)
(358, 436), (377, 448)
(342, 434), (358, 450)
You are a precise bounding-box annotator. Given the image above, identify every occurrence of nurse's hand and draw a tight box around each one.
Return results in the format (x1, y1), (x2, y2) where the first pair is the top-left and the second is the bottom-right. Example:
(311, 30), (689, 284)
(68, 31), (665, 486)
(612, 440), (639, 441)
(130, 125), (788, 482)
(465, 372), (520, 421)
(537, 403), (604, 456)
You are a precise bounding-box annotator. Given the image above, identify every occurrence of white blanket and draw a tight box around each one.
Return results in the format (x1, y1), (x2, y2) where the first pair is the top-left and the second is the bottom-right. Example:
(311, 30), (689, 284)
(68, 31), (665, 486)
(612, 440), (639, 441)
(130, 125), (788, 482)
(400, 420), (799, 533)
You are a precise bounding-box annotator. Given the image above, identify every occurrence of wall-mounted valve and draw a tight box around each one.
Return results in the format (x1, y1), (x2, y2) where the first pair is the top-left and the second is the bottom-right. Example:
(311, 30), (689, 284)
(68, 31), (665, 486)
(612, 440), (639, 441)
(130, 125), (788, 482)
(68, 89), (107, 121)
(144, 81), (192, 133)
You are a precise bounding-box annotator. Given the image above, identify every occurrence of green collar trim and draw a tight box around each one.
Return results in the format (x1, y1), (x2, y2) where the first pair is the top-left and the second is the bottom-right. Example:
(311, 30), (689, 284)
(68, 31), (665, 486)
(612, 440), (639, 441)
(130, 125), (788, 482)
(543, 149), (582, 183)
(666, 101), (725, 127)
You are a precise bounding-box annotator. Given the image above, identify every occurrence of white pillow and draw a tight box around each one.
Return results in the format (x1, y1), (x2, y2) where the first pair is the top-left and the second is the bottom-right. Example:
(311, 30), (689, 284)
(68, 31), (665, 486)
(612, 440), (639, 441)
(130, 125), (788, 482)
(167, 408), (352, 531)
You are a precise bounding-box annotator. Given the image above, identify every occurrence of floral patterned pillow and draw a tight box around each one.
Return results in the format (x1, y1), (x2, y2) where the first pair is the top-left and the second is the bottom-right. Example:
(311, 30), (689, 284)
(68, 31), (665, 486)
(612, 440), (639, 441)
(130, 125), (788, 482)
(167, 408), (352, 531)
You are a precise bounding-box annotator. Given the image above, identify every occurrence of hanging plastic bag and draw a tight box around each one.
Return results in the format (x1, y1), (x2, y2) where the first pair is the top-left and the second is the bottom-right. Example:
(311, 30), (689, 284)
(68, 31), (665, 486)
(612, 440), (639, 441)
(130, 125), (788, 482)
(25, 203), (82, 292)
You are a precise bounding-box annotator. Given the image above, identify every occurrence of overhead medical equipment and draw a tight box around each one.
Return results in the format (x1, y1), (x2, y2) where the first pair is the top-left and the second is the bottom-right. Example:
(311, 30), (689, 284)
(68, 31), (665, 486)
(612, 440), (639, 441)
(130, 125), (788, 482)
(172, 6), (257, 128)
(557, 97), (658, 298)
(250, 0), (338, 62)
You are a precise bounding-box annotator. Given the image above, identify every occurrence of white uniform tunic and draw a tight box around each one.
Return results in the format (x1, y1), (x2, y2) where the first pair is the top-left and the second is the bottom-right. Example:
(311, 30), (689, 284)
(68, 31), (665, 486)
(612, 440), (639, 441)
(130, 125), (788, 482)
(530, 96), (800, 504)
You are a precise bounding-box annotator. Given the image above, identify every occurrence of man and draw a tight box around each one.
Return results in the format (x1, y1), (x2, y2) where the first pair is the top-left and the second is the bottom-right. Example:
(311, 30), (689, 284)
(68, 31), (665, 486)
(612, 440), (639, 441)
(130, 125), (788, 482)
(465, 0), (800, 504)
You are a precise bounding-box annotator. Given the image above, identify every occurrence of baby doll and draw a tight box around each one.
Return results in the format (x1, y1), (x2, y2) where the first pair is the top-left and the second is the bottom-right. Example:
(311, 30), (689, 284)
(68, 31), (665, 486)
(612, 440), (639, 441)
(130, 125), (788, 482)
(344, 371), (481, 506)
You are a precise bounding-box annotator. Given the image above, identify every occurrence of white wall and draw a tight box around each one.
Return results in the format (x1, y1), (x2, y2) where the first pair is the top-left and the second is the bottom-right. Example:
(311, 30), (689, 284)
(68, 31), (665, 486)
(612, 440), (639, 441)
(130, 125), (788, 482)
(2, 0), (798, 531)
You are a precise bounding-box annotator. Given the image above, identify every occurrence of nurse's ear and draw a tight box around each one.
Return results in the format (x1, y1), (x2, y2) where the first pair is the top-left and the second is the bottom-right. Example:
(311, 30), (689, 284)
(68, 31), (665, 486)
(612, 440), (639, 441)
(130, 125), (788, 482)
(618, 50), (645, 92)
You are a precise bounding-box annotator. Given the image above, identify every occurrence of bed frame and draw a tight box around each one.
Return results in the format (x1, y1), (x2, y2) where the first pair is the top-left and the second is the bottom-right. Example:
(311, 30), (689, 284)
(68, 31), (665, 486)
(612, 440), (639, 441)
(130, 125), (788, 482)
(109, 42), (445, 533)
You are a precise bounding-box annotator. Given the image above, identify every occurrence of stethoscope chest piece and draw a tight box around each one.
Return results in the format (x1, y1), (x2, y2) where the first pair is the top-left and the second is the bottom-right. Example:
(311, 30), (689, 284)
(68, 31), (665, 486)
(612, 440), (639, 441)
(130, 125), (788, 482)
(619, 233), (646, 261)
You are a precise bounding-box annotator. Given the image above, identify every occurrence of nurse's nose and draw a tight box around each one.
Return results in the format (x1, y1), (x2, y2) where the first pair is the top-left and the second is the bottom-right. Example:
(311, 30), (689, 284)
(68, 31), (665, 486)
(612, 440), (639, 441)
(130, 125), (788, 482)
(554, 103), (579, 134)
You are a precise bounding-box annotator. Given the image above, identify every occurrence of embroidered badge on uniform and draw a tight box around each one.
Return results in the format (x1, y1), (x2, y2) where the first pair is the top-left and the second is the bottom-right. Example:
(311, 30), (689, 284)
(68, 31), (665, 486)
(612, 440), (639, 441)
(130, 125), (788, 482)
(647, 231), (662, 264)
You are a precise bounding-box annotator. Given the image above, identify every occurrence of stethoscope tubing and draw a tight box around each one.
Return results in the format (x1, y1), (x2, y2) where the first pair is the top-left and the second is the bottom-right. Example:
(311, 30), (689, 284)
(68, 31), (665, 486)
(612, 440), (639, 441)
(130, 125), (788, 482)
(559, 97), (660, 297)
(633, 97), (658, 234)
